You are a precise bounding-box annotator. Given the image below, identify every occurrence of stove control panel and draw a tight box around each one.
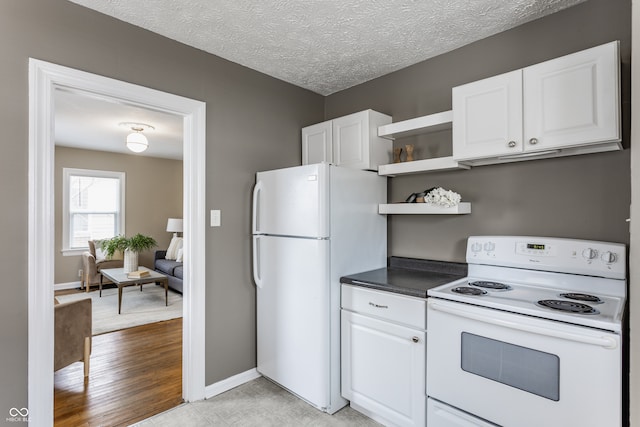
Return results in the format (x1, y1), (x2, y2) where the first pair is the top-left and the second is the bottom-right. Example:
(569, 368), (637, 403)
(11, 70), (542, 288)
(515, 242), (556, 257)
(467, 236), (626, 280)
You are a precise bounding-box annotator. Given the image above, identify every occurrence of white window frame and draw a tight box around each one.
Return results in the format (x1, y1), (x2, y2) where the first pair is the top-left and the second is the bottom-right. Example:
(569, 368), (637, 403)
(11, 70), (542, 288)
(62, 167), (126, 256)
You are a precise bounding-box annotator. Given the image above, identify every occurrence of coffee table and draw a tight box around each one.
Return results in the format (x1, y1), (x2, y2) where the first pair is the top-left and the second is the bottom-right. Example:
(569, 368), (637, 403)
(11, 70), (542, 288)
(100, 267), (169, 314)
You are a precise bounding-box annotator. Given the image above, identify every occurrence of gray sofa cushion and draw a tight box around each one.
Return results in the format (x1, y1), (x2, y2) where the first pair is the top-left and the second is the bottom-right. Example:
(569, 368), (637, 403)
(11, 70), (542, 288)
(154, 250), (183, 294)
(155, 259), (182, 276)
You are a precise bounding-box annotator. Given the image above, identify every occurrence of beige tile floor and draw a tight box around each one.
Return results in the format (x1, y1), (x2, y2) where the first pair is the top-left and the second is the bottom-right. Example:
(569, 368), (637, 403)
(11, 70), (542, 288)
(132, 377), (381, 426)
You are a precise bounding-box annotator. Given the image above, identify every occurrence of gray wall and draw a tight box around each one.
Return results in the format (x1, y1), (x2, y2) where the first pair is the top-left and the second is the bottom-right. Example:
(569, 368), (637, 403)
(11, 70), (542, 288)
(0, 0), (323, 417)
(325, 0), (632, 262)
(54, 147), (183, 284)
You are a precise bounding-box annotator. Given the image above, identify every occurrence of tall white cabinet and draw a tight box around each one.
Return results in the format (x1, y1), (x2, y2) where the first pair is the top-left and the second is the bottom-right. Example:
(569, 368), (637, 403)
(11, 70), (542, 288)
(341, 285), (426, 427)
(302, 109), (392, 170)
(453, 41), (620, 163)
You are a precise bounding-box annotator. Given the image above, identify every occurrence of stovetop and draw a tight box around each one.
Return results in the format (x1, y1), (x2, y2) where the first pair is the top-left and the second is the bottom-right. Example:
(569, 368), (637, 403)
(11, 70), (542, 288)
(429, 276), (625, 332)
(427, 236), (627, 333)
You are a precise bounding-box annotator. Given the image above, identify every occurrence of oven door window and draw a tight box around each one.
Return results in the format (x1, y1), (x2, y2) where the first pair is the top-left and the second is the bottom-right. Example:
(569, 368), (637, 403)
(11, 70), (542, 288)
(461, 332), (560, 401)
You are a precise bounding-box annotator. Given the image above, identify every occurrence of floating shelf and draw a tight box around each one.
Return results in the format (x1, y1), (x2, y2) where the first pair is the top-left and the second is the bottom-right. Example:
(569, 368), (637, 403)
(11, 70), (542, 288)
(379, 202), (471, 215)
(378, 110), (453, 140)
(378, 156), (470, 176)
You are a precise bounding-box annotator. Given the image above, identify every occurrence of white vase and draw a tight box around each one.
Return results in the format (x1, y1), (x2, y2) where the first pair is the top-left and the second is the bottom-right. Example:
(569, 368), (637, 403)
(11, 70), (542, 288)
(123, 249), (139, 273)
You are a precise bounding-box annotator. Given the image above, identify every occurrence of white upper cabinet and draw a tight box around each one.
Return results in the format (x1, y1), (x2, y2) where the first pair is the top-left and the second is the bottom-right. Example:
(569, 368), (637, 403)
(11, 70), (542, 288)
(453, 41), (620, 164)
(452, 69), (523, 160)
(302, 110), (392, 170)
(523, 42), (620, 150)
(302, 121), (332, 165)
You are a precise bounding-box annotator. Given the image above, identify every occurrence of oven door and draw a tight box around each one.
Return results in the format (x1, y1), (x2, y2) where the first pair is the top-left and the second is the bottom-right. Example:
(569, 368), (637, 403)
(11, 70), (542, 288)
(427, 298), (621, 427)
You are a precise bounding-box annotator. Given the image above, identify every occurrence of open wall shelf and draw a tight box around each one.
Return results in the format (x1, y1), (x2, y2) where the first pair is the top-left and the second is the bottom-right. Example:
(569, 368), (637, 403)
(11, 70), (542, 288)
(379, 202), (471, 215)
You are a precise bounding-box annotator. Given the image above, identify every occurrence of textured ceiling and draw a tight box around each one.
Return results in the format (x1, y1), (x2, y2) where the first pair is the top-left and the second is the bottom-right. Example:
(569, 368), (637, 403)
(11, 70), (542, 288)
(68, 0), (586, 95)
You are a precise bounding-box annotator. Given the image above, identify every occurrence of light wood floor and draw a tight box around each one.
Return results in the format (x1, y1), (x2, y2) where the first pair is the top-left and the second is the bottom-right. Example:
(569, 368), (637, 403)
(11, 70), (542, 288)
(54, 317), (183, 426)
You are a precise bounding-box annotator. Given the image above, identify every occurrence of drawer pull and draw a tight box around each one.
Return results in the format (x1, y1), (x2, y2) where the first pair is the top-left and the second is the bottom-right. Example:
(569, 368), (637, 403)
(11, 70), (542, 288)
(368, 302), (389, 309)
(411, 336), (420, 343)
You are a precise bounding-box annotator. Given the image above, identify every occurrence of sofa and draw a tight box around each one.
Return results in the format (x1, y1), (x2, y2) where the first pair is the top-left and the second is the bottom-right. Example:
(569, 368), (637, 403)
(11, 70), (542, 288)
(154, 250), (183, 293)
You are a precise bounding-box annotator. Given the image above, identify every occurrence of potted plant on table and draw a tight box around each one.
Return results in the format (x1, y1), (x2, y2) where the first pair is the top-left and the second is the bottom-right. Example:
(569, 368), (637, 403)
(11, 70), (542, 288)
(101, 233), (158, 273)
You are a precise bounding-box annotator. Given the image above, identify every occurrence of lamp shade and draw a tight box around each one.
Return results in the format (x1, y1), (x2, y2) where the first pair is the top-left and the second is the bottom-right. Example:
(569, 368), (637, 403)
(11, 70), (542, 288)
(126, 132), (149, 153)
(166, 218), (183, 233)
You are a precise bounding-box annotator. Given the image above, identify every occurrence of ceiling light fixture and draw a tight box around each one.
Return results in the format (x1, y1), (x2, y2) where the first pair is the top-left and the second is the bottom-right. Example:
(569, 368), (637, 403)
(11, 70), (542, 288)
(119, 122), (155, 153)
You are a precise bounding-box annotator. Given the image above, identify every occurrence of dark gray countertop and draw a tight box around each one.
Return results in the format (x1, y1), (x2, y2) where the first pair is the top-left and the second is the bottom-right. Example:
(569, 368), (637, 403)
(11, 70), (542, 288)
(340, 257), (467, 298)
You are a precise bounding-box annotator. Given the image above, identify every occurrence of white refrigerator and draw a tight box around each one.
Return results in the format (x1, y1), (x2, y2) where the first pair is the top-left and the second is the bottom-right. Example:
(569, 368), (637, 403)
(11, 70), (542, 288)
(252, 162), (387, 414)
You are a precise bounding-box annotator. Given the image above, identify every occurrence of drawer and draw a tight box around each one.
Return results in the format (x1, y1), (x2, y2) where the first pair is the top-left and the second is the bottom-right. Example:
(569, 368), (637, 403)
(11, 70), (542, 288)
(341, 284), (426, 329)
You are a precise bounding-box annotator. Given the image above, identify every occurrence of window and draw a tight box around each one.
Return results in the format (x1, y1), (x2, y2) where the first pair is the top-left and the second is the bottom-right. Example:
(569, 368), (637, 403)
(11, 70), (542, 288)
(62, 168), (125, 255)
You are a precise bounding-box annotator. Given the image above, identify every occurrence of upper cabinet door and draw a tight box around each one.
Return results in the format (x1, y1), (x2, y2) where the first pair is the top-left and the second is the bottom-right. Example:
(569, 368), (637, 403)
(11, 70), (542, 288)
(302, 120), (332, 165)
(332, 110), (370, 170)
(523, 41), (620, 151)
(302, 110), (391, 170)
(452, 70), (523, 161)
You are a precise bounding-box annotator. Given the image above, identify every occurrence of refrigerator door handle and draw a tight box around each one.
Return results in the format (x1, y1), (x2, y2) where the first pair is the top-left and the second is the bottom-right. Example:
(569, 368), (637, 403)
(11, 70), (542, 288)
(252, 236), (263, 288)
(252, 180), (263, 234)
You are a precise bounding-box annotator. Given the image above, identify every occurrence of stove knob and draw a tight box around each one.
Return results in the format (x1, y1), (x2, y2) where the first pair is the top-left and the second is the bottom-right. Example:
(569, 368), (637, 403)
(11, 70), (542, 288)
(601, 251), (617, 264)
(582, 248), (597, 260)
(471, 242), (482, 253)
(484, 242), (495, 252)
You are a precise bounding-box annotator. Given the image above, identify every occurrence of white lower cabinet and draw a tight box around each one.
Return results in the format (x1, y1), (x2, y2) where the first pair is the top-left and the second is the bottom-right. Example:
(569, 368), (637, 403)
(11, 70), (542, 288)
(341, 285), (426, 427)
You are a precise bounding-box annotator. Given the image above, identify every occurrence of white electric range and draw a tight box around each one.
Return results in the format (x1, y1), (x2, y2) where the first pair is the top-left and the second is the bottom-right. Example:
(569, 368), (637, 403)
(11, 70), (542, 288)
(426, 236), (626, 427)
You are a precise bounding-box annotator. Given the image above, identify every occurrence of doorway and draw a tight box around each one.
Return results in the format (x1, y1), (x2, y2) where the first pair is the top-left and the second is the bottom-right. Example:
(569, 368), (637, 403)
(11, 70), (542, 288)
(28, 59), (206, 425)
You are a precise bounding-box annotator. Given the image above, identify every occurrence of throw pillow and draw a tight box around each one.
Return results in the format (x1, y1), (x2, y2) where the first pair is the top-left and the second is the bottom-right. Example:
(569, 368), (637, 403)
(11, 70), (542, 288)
(176, 247), (184, 263)
(95, 246), (107, 262)
(166, 236), (183, 260)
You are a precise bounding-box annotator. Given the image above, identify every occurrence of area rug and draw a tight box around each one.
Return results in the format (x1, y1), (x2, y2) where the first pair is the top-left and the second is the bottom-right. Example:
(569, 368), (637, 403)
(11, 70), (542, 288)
(56, 285), (183, 336)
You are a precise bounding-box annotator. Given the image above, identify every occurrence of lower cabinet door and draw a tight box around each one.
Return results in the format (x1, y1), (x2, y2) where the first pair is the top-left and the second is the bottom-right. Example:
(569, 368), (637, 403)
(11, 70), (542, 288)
(341, 310), (425, 427)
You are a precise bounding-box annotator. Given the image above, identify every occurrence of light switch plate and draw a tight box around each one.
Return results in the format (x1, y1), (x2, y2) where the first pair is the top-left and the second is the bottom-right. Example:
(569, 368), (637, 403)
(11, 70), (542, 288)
(210, 209), (221, 227)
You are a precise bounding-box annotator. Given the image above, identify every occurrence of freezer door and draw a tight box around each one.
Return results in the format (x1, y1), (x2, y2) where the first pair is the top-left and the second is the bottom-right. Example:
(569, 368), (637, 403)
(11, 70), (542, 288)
(253, 163), (329, 238)
(254, 235), (331, 409)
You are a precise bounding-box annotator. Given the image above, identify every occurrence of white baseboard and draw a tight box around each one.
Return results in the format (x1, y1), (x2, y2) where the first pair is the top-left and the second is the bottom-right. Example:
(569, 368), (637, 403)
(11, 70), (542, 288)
(205, 368), (261, 399)
(54, 281), (83, 291)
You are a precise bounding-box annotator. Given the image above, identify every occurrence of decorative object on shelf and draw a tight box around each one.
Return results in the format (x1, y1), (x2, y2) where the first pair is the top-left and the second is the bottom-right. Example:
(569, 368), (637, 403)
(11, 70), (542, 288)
(405, 187), (435, 203)
(101, 233), (158, 273)
(405, 144), (414, 162)
(119, 122), (155, 153)
(404, 187), (462, 208)
(424, 187), (462, 208)
(393, 147), (403, 163)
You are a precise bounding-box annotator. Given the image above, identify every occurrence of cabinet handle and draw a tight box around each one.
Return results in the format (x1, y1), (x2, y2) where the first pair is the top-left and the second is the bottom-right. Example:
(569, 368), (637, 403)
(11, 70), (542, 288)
(507, 141), (517, 148)
(411, 336), (420, 343)
(368, 302), (388, 309)
(529, 137), (539, 145)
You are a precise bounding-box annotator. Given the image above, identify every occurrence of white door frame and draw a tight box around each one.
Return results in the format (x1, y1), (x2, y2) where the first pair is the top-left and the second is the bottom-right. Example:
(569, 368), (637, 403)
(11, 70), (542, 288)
(28, 59), (207, 425)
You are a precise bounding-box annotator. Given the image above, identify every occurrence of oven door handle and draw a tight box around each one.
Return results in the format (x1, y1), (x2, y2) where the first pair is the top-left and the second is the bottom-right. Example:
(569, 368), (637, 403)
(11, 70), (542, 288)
(428, 300), (618, 349)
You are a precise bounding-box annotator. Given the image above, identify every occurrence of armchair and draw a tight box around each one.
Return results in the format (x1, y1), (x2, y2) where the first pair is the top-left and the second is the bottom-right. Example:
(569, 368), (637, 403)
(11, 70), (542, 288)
(81, 240), (123, 292)
(54, 298), (92, 378)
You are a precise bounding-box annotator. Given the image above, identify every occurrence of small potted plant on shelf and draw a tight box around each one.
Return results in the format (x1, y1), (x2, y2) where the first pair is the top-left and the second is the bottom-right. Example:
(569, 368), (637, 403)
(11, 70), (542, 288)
(101, 233), (157, 273)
